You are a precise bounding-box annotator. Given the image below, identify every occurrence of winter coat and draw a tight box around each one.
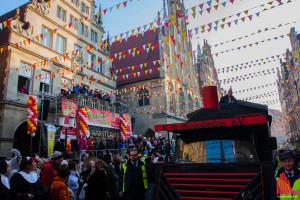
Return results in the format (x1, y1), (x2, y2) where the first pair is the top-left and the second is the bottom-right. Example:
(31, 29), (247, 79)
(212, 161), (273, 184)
(41, 160), (58, 186)
(51, 176), (70, 200)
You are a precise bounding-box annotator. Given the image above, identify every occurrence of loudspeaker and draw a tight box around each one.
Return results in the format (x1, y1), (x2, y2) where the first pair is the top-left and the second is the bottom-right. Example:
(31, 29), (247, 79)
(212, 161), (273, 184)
(38, 100), (50, 121)
(71, 140), (79, 151)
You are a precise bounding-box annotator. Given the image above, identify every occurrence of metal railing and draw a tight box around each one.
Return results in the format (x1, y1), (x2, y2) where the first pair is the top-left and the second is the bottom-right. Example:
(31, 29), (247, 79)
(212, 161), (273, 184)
(63, 93), (117, 112)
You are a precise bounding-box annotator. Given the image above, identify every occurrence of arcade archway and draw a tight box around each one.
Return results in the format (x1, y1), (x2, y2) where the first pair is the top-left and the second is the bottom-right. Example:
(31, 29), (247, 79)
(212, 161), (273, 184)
(13, 121), (41, 156)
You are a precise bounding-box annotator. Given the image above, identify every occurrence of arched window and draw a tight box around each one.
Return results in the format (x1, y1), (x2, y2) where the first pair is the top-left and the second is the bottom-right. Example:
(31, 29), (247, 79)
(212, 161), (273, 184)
(169, 83), (176, 113)
(179, 91), (185, 111)
(138, 88), (150, 106)
(195, 98), (199, 108)
(188, 93), (193, 110)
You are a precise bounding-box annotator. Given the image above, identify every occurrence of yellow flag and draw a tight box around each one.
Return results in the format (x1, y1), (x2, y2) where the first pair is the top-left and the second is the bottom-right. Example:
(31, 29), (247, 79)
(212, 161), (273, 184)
(116, 4), (121, 9)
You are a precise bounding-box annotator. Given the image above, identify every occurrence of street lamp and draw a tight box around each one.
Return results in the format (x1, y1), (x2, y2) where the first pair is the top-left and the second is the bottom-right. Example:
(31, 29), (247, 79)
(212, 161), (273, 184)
(59, 115), (75, 154)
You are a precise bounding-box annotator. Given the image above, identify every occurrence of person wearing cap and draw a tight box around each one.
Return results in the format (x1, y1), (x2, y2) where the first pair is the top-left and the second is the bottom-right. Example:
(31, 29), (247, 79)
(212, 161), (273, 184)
(41, 151), (63, 187)
(274, 152), (300, 198)
(0, 160), (11, 200)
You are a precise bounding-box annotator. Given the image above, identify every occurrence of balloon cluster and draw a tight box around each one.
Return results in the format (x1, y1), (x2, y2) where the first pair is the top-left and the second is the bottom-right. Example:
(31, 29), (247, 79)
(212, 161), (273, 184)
(27, 96), (38, 137)
(78, 108), (88, 136)
(120, 115), (127, 139)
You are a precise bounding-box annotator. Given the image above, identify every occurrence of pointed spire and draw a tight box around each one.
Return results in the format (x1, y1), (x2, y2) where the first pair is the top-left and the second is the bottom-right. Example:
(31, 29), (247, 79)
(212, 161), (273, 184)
(163, 0), (167, 20)
(106, 31), (110, 51)
(98, 4), (103, 25)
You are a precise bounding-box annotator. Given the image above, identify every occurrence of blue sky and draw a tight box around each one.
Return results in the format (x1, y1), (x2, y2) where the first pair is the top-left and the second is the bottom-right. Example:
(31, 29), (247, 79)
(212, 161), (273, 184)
(1, 0), (300, 111)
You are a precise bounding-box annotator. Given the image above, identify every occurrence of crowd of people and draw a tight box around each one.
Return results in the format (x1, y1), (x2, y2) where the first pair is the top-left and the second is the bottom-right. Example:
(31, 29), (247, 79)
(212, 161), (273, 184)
(60, 83), (111, 103)
(0, 134), (172, 200)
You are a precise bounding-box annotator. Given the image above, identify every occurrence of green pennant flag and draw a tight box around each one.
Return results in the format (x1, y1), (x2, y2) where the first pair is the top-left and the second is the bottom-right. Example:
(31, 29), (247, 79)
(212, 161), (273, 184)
(241, 17), (245, 22)
(213, 5), (219, 10)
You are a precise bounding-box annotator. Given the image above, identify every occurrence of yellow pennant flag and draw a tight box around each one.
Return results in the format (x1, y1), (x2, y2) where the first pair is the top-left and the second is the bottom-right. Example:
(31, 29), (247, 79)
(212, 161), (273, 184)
(241, 17), (245, 22)
(221, 18), (226, 22)
(220, 24), (225, 29)
(151, 46), (155, 51)
(135, 33), (139, 38)
(133, 73), (136, 77)
(153, 27), (157, 32)
(192, 12), (196, 19)
(157, 60), (161, 64)
(116, 4), (121, 9)
(35, 35), (40, 42)
(244, 10), (249, 14)
(23, 40), (27, 46)
(149, 22), (154, 28)
(3, 21), (7, 28)
(213, 5), (219, 10)
(191, 6), (196, 13)
(132, 66), (135, 71)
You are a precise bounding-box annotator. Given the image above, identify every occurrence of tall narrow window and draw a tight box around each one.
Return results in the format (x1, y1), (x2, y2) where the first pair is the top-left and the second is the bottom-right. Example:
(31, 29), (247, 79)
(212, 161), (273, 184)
(17, 62), (33, 95)
(188, 93), (193, 109)
(40, 26), (52, 48)
(91, 29), (98, 43)
(85, 25), (88, 37)
(56, 6), (61, 19)
(56, 34), (66, 54)
(179, 91), (185, 111)
(61, 9), (66, 21)
(81, 2), (85, 12)
(138, 88), (150, 106)
(88, 53), (96, 70)
(80, 22), (84, 35)
(74, 18), (78, 29)
(169, 83), (176, 113)
(39, 70), (52, 94)
(98, 57), (103, 73)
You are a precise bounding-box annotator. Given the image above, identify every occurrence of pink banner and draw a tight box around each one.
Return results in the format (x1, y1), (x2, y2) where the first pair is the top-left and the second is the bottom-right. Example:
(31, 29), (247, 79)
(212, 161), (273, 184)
(85, 107), (120, 129)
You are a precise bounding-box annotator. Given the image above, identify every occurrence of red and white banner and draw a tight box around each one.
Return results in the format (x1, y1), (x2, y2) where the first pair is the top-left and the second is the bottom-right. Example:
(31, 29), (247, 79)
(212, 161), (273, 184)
(85, 107), (120, 129)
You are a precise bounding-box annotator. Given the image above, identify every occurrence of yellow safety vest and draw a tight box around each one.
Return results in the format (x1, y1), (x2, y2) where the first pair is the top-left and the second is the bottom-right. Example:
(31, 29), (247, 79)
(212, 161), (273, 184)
(276, 169), (300, 199)
(122, 161), (148, 192)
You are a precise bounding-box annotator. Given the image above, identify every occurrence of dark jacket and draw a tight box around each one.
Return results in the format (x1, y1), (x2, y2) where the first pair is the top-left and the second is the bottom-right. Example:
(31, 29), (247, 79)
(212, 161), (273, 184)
(106, 163), (118, 191)
(10, 172), (40, 200)
(0, 178), (10, 200)
(119, 160), (146, 193)
(85, 169), (107, 200)
(219, 94), (238, 107)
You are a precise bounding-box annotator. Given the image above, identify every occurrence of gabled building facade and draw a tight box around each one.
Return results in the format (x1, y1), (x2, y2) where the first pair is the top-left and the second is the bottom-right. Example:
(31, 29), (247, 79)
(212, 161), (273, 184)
(110, 0), (201, 135)
(277, 27), (300, 145)
(0, 0), (115, 156)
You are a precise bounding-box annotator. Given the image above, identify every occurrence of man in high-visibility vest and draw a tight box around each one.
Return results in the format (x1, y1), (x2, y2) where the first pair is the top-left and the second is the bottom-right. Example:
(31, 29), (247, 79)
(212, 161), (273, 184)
(119, 149), (148, 200)
(274, 152), (300, 199)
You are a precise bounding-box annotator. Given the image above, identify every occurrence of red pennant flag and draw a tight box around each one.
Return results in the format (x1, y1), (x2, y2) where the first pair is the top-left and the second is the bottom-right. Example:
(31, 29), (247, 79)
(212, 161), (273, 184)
(177, 11), (181, 18)
(7, 19), (12, 27)
(199, 3), (204, 10)
(68, 23), (72, 28)
(27, 38), (31, 45)
(123, 1), (128, 8)
(103, 9), (108, 14)
(230, 0), (234, 3)
(156, 19), (161, 26)
(40, 34), (44, 40)
(165, 22), (170, 27)
(206, 8), (211, 13)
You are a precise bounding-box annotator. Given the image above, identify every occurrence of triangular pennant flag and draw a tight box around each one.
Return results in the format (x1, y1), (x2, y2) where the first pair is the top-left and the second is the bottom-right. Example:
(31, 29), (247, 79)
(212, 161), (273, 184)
(234, 19), (239, 25)
(207, 0), (212, 7)
(198, 3), (203, 10)
(241, 17), (246, 22)
(221, 2), (227, 7)
(255, 12), (260, 17)
(213, 5), (219, 10)
(192, 12), (196, 18)
(123, 1), (128, 7)
(248, 15), (253, 21)
(244, 10), (249, 14)
(116, 3), (121, 9)
(206, 7), (211, 13)
(191, 6), (196, 13)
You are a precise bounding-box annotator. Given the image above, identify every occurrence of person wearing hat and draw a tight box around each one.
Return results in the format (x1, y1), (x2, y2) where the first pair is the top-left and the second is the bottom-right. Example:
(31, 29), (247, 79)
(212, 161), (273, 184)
(0, 160), (11, 200)
(274, 152), (300, 198)
(41, 151), (63, 187)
